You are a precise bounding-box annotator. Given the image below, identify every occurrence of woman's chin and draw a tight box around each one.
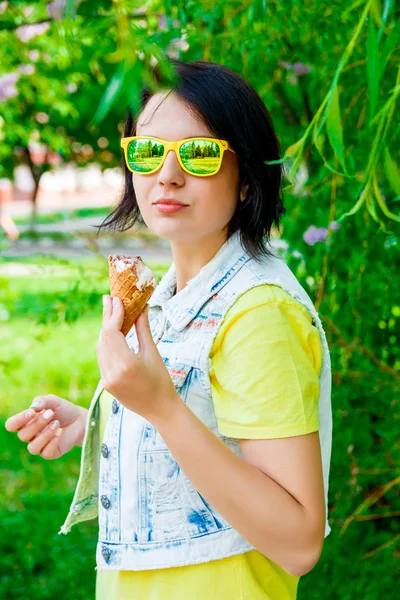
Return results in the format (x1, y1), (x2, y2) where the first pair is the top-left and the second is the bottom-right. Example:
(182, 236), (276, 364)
(147, 223), (197, 242)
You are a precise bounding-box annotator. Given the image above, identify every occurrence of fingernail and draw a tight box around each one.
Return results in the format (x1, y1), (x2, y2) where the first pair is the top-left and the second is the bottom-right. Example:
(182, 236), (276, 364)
(43, 409), (53, 419)
(50, 420), (60, 430)
(55, 427), (62, 437)
(25, 409), (34, 418)
(31, 401), (41, 409)
(113, 296), (118, 307)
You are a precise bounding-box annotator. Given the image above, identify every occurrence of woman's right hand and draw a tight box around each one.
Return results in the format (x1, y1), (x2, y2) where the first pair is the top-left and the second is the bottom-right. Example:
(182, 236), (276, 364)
(4, 395), (88, 460)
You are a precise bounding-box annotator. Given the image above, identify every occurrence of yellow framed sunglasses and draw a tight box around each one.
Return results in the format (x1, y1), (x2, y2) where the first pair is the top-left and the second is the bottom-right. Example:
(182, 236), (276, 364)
(120, 136), (236, 177)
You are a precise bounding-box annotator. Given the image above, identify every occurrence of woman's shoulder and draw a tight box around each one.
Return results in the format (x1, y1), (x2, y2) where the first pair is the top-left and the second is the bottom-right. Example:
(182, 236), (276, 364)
(211, 283), (322, 376)
(223, 283), (313, 322)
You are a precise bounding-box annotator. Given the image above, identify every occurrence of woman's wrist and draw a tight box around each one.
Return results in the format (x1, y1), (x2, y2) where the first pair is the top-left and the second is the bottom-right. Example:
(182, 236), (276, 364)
(76, 407), (89, 447)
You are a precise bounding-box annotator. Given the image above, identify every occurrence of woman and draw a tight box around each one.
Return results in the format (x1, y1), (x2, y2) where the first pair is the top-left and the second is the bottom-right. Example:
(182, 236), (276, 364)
(5, 59), (332, 599)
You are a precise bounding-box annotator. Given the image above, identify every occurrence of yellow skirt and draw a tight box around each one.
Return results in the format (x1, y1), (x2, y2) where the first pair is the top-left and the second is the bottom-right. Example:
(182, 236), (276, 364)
(96, 549), (299, 600)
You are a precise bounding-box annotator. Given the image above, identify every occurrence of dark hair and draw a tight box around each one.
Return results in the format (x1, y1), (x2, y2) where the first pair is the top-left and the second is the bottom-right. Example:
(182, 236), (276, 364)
(94, 59), (286, 262)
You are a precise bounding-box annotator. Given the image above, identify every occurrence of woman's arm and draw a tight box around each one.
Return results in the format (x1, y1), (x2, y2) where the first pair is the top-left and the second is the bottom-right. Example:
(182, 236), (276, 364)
(152, 402), (325, 578)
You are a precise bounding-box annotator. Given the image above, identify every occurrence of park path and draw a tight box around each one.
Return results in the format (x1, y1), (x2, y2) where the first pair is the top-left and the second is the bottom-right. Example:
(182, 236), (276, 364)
(0, 216), (173, 263)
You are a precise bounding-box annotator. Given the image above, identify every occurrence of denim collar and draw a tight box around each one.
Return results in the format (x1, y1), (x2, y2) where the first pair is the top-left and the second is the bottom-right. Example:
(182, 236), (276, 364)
(147, 231), (250, 331)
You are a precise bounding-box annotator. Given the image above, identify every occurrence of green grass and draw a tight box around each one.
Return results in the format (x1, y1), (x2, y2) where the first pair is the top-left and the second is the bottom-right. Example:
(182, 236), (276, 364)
(1, 231), (74, 242)
(0, 312), (102, 598)
(11, 206), (112, 226)
(0, 425), (98, 599)
(0, 254), (112, 269)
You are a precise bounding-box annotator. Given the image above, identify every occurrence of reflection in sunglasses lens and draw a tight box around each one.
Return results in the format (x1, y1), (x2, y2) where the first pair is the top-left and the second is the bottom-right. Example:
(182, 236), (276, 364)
(127, 139), (164, 172)
(180, 140), (221, 174)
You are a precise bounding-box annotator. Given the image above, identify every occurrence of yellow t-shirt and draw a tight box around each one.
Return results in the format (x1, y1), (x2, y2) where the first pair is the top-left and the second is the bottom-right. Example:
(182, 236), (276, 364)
(96, 284), (322, 600)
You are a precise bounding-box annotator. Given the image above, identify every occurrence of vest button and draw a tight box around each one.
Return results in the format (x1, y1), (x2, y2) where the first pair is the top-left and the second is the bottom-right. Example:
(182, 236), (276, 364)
(101, 546), (111, 563)
(101, 443), (109, 459)
(112, 399), (119, 414)
(101, 495), (111, 509)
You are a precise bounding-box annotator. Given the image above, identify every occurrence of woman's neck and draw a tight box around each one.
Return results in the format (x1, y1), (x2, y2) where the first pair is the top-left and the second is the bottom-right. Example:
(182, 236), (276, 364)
(171, 232), (228, 294)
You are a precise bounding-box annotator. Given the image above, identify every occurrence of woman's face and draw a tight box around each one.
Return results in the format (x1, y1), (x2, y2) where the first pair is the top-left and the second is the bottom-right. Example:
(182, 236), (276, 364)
(132, 91), (243, 243)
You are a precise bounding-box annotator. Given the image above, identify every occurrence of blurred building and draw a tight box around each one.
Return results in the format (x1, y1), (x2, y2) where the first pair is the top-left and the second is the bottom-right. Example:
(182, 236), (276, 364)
(0, 163), (124, 219)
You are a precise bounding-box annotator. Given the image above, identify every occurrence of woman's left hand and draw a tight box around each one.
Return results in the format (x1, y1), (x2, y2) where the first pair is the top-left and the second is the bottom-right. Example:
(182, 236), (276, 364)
(96, 295), (183, 425)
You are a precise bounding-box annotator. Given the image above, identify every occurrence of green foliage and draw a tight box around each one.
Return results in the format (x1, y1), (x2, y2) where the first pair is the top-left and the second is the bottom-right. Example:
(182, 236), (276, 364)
(11, 206), (111, 225)
(1, 0), (398, 228)
(0, 428), (97, 600)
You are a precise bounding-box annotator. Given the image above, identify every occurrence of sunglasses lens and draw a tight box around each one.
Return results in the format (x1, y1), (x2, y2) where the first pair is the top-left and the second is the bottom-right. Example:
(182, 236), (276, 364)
(127, 138), (164, 173)
(180, 140), (221, 175)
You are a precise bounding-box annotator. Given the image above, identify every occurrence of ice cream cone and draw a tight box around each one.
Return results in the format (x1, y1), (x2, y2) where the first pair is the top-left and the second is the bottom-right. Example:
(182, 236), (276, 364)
(108, 254), (157, 336)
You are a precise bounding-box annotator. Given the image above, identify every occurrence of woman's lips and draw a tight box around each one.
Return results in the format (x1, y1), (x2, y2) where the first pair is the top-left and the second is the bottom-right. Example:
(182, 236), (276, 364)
(154, 203), (188, 213)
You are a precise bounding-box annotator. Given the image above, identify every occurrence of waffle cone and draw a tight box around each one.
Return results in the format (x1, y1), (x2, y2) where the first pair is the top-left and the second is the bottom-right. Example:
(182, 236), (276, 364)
(108, 255), (156, 336)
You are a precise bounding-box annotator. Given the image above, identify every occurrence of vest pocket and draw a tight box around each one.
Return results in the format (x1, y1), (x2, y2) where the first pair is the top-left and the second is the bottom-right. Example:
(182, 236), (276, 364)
(168, 362), (193, 400)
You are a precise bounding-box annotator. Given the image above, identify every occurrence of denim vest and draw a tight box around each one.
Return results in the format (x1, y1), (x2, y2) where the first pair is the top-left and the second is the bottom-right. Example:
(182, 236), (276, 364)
(59, 230), (332, 572)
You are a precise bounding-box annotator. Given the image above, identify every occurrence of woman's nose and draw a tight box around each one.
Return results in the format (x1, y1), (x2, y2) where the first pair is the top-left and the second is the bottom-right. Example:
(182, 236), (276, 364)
(157, 150), (185, 185)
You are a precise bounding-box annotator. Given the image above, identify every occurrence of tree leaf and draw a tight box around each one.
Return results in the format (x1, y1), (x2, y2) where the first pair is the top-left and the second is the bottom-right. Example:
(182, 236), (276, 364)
(373, 172), (400, 222)
(336, 183), (369, 222)
(383, 147), (400, 196)
(367, 13), (380, 121)
(378, 18), (400, 82)
(284, 141), (301, 159)
(92, 62), (125, 125)
(326, 85), (347, 173)
(370, 0), (385, 29)
(366, 186), (387, 229)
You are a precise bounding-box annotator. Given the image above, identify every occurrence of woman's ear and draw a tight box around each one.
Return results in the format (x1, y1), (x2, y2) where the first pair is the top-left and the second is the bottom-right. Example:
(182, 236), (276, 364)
(240, 182), (250, 202)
